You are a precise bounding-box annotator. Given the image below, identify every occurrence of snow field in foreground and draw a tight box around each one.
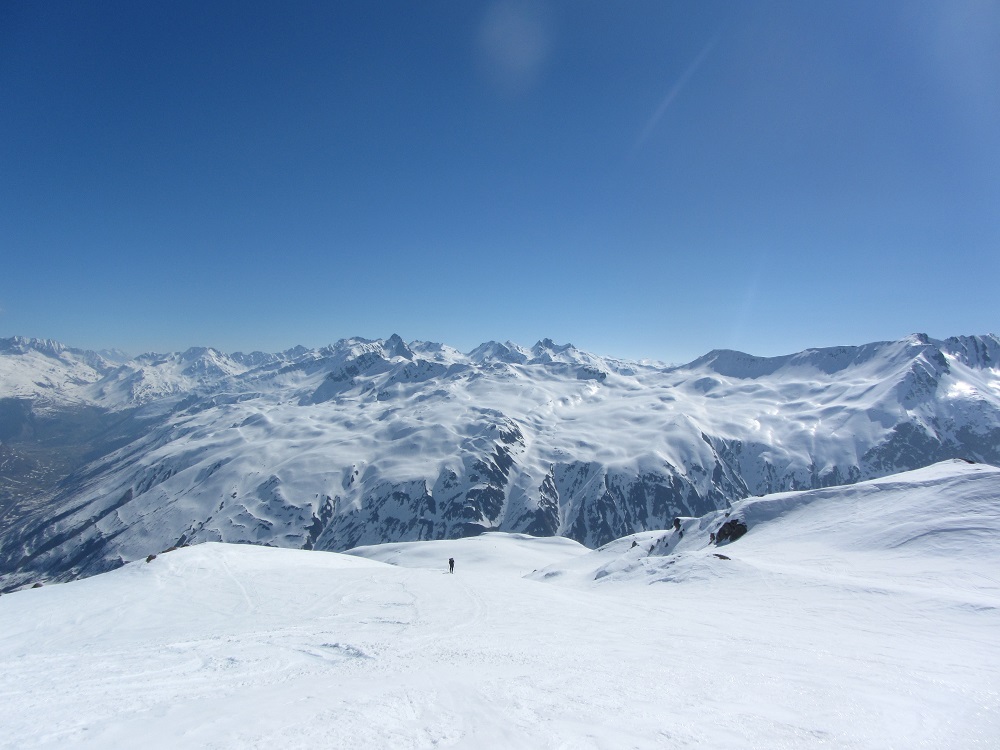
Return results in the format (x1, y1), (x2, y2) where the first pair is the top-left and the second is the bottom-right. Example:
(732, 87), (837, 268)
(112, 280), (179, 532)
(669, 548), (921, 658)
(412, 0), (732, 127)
(1, 461), (999, 749)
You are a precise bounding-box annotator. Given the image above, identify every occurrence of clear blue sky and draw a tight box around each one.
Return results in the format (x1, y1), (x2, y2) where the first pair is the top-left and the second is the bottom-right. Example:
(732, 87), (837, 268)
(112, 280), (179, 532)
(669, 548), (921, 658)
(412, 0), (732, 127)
(2, 1), (998, 362)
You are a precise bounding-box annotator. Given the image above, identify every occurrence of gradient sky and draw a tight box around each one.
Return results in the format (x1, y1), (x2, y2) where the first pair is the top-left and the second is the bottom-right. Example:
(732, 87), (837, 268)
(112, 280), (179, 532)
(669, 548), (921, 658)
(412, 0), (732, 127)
(2, 1), (998, 363)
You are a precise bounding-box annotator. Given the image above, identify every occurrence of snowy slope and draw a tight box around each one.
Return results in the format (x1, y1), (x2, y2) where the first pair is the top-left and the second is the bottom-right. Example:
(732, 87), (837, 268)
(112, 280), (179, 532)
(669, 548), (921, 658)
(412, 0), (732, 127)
(2, 333), (1000, 589)
(0, 460), (997, 749)
(0, 337), (115, 406)
(532, 459), (1000, 591)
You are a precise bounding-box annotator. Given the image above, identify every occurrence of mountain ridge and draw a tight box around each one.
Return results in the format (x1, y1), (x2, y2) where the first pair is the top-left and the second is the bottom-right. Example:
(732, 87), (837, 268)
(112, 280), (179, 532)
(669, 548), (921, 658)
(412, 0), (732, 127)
(1, 332), (998, 590)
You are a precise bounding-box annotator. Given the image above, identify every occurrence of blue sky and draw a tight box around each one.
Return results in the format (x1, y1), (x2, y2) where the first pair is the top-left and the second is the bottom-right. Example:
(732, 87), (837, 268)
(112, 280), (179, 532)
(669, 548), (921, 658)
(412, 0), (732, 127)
(2, 1), (998, 362)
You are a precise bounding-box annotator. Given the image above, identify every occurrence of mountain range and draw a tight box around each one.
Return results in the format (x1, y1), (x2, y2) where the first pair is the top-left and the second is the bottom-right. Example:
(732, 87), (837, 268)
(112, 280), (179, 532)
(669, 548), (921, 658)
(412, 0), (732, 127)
(1, 332), (999, 591)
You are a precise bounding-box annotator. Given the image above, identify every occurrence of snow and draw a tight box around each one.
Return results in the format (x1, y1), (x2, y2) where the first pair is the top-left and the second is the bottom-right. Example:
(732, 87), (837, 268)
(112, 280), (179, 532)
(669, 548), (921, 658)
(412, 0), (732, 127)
(0, 339), (107, 406)
(2, 461), (998, 748)
(5, 332), (1000, 604)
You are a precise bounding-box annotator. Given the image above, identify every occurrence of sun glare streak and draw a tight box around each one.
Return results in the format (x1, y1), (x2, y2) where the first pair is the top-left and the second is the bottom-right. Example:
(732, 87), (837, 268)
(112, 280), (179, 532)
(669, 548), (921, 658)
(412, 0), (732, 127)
(630, 34), (720, 159)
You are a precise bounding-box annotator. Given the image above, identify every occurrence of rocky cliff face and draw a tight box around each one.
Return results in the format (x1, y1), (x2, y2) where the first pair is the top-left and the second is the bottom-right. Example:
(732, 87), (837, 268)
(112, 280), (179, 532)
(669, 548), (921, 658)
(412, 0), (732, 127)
(2, 333), (999, 590)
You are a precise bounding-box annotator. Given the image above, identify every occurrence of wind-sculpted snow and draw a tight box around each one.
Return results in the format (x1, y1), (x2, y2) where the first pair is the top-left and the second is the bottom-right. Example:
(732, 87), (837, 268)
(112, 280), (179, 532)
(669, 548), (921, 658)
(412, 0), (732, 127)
(1, 332), (1000, 588)
(1, 463), (997, 748)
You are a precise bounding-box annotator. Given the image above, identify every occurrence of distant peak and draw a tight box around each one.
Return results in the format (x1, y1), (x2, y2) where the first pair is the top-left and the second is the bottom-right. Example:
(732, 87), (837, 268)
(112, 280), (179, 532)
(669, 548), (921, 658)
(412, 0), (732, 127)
(181, 346), (222, 359)
(2, 335), (64, 351)
(531, 338), (575, 354)
(383, 334), (414, 360)
(469, 340), (528, 364)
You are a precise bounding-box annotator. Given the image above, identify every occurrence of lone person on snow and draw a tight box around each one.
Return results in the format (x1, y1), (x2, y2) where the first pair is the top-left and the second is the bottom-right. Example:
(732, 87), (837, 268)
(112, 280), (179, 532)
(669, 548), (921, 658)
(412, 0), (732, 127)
(448, 557), (455, 574)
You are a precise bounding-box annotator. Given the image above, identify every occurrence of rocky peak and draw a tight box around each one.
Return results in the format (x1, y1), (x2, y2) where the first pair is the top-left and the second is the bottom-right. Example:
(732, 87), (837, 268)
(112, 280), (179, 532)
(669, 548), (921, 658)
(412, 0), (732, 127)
(383, 334), (414, 360)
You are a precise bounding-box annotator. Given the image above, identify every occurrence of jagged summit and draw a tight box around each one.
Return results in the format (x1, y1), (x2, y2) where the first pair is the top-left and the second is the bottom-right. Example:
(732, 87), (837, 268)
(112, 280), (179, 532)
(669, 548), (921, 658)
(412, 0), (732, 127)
(529, 338), (583, 364)
(0, 335), (69, 355)
(942, 333), (1000, 367)
(383, 333), (414, 360)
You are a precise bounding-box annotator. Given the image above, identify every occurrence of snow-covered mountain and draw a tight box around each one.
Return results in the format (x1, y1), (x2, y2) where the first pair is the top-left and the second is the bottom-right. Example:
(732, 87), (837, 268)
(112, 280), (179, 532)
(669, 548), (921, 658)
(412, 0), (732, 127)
(1, 461), (997, 748)
(1, 332), (999, 590)
(0, 336), (118, 404)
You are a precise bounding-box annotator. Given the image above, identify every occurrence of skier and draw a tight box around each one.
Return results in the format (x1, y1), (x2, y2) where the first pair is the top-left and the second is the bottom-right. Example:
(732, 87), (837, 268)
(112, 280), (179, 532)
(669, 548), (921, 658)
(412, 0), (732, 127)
(448, 557), (455, 574)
